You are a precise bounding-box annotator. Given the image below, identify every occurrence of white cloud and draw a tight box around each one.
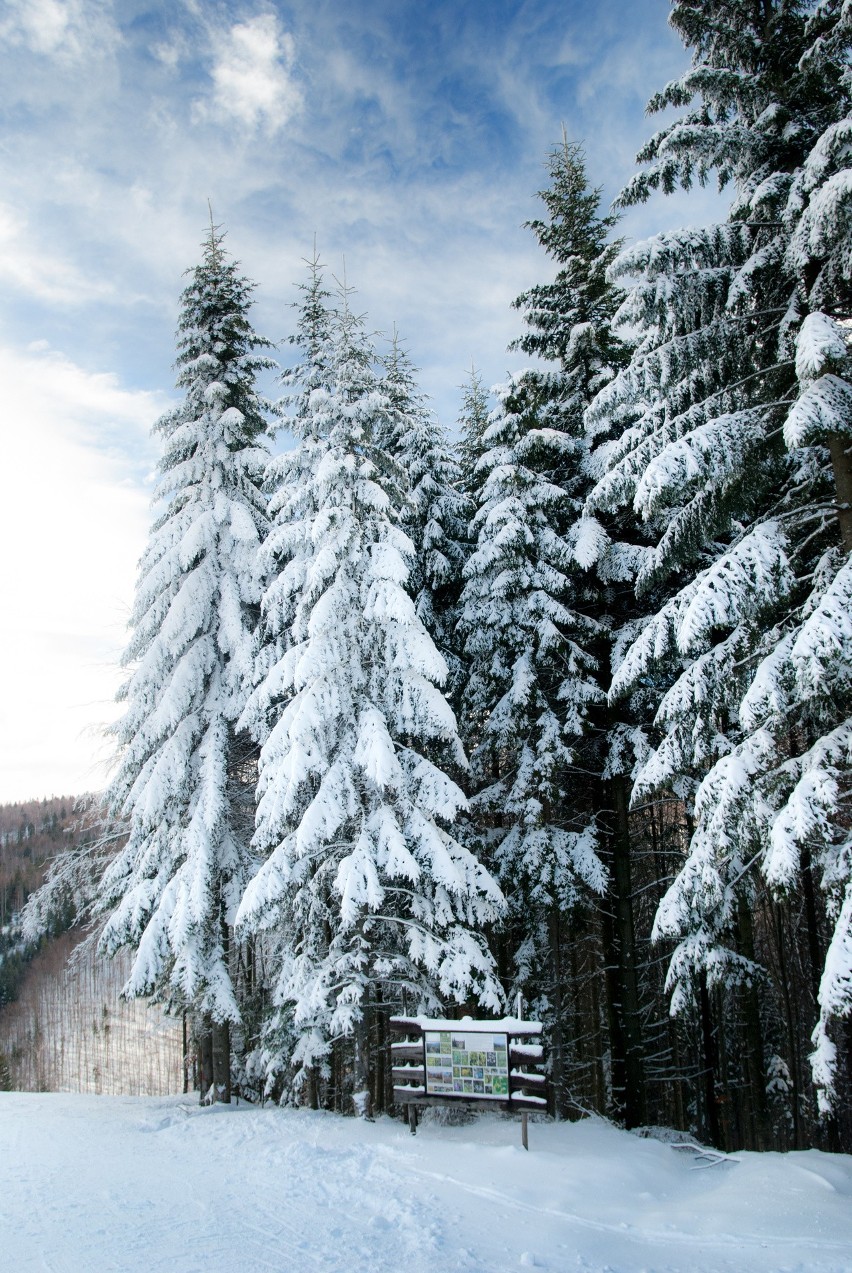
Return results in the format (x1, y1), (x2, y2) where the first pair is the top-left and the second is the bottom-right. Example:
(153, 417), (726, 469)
(151, 38), (183, 71)
(0, 201), (116, 306)
(0, 0), (118, 63)
(0, 344), (165, 802)
(2, 0), (76, 56)
(197, 13), (301, 136)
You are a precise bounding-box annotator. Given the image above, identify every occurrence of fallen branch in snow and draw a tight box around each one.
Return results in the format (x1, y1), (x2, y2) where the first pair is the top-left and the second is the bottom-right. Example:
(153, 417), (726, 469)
(668, 1141), (741, 1168)
(631, 1126), (740, 1168)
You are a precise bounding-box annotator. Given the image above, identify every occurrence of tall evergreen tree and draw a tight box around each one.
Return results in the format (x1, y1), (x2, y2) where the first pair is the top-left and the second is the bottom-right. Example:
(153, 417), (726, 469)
(95, 223), (274, 1101)
(512, 134), (624, 382)
(458, 140), (635, 1116)
(237, 270), (504, 1106)
(458, 367), (607, 935)
(456, 365), (491, 504)
(515, 138), (658, 1126)
(586, 0), (852, 1137)
(380, 332), (471, 708)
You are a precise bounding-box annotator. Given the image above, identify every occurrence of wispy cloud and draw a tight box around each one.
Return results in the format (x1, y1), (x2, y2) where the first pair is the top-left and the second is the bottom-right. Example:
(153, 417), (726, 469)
(4, 0), (84, 59)
(194, 12), (301, 135)
(0, 0), (119, 64)
(0, 202), (118, 306)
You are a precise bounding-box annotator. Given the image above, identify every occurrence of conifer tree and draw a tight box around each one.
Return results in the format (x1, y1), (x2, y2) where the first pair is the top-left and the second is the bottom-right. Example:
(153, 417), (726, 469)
(456, 365), (491, 504)
(237, 269), (504, 1105)
(458, 140), (636, 1114)
(381, 333), (471, 708)
(586, 0), (852, 1131)
(94, 223), (274, 1101)
(458, 368), (606, 909)
(512, 134), (624, 387)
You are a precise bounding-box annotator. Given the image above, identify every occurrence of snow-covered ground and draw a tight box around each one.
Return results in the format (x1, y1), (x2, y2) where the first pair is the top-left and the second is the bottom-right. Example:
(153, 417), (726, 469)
(2, 1094), (851, 1273)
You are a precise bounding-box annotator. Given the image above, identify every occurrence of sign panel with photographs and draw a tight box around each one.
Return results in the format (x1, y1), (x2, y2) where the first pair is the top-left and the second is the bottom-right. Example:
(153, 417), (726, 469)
(423, 1029), (510, 1100)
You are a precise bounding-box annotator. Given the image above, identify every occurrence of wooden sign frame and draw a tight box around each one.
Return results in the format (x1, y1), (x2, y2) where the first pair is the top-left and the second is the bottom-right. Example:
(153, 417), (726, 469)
(389, 1015), (548, 1142)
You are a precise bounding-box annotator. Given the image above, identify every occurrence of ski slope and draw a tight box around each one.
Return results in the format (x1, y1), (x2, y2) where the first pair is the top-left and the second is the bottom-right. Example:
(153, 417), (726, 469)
(2, 1093), (851, 1272)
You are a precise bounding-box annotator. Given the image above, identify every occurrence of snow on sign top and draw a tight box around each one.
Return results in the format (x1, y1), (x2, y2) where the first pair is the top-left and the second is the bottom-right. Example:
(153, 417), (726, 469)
(393, 1014), (543, 1034)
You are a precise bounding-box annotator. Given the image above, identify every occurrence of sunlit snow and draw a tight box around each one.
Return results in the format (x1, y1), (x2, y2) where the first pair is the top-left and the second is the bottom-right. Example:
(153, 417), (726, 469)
(3, 1094), (851, 1272)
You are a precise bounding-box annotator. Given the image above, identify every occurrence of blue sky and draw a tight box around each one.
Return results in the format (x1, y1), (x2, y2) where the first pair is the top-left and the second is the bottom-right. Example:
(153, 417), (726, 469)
(0, 0), (726, 802)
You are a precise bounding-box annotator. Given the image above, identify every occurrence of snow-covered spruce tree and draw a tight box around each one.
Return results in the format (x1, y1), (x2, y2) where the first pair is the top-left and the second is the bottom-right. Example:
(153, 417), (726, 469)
(237, 270), (504, 1110)
(458, 140), (656, 1121)
(94, 223), (274, 1103)
(458, 158), (617, 1111)
(514, 137), (665, 1125)
(773, 4), (852, 1108)
(583, 202), (798, 1140)
(458, 372), (606, 1020)
(231, 250), (336, 1101)
(512, 136), (625, 378)
(239, 249), (335, 750)
(380, 332), (471, 711)
(457, 365), (492, 504)
(585, 0), (852, 1145)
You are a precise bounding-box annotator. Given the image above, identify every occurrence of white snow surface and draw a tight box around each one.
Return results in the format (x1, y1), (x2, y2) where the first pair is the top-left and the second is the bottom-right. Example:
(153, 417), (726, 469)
(3, 1094), (852, 1273)
(397, 1013), (542, 1034)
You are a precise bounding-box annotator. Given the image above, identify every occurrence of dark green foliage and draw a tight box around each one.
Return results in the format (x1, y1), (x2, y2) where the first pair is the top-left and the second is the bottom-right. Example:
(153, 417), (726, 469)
(585, 0), (852, 1140)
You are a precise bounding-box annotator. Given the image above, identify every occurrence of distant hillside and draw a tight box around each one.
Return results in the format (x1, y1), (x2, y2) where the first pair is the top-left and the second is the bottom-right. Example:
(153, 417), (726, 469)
(0, 795), (83, 1006)
(0, 794), (80, 918)
(0, 796), (182, 1096)
(0, 929), (182, 1095)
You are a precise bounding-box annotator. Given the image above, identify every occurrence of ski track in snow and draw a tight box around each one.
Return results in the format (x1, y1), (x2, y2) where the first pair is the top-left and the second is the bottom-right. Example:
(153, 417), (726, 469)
(2, 1094), (851, 1273)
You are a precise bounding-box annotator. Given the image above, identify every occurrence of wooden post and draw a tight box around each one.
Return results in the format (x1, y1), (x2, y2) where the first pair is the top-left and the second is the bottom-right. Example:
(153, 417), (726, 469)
(521, 1110), (529, 1151)
(409, 1104), (418, 1135)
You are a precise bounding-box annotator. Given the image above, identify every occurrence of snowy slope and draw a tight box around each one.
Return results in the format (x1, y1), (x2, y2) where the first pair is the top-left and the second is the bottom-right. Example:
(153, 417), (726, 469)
(2, 1094), (851, 1273)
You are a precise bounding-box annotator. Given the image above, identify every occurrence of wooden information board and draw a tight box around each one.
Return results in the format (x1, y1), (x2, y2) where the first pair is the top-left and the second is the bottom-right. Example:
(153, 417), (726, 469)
(390, 1014), (547, 1138)
(423, 1027), (510, 1098)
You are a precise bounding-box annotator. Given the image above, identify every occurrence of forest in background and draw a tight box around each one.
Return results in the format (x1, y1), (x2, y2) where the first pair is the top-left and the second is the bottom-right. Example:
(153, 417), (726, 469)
(0, 797), (79, 1009)
(0, 798), (183, 1094)
(13, 1), (852, 1156)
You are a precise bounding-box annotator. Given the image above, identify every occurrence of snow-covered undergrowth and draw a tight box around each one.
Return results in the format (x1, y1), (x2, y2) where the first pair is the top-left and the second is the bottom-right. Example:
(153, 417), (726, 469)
(3, 1094), (851, 1273)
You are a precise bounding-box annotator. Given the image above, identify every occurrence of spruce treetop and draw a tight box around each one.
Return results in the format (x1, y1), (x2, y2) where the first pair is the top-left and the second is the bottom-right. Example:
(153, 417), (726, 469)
(513, 137), (624, 379)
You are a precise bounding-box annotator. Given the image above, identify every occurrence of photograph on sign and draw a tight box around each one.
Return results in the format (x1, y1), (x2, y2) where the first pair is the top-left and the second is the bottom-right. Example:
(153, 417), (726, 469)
(423, 1030), (510, 1098)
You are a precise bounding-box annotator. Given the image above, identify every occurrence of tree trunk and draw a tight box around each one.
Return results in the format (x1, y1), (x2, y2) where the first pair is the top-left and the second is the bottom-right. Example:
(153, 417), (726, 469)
(774, 900), (802, 1149)
(801, 841), (824, 1010)
(353, 1005), (372, 1117)
(198, 1023), (214, 1105)
(372, 992), (388, 1116)
(602, 774), (646, 1128)
(801, 843), (841, 1151)
(698, 974), (722, 1148)
(548, 908), (566, 1118)
(212, 1019), (231, 1104)
(737, 899), (770, 1149)
(828, 432), (852, 554)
